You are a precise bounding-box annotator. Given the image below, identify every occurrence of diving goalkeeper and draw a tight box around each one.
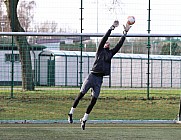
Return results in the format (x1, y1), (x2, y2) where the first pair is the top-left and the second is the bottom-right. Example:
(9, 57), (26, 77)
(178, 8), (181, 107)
(68, 20), (132, 130)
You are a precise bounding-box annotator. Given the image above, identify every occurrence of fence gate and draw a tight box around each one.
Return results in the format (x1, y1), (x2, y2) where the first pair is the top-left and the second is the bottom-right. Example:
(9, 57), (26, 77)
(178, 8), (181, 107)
(47, 59), (55, 86)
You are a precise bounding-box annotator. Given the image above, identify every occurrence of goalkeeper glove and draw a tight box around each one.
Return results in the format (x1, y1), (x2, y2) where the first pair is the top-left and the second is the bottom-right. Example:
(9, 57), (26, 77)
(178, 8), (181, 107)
(110, 20), (119, 30)
(123, 23), (132, 35)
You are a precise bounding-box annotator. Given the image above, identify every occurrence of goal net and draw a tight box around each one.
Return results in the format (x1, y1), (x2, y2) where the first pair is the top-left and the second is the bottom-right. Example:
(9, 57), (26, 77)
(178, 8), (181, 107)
(0, 32), (181, 124)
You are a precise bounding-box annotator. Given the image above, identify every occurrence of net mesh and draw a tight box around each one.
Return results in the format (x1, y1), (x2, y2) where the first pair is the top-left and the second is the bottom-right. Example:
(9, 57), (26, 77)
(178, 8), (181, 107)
(0, 0), (181, 122)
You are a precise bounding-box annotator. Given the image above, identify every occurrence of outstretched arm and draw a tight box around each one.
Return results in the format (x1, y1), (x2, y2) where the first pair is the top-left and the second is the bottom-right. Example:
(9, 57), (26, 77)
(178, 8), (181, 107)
(97, 20), (119, 52)
(97, 29), (112, 52)
(111, 23), (132, 56)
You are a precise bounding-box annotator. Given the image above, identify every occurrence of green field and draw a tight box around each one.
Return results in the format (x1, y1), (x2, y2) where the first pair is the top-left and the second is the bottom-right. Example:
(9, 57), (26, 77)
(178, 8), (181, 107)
(0, 123), (181, 140)
(0, 88), (180, 121)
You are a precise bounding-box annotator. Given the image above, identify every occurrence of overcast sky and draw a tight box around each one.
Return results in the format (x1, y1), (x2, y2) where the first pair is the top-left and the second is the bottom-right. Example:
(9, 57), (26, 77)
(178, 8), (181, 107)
(25, 0), (181, 34)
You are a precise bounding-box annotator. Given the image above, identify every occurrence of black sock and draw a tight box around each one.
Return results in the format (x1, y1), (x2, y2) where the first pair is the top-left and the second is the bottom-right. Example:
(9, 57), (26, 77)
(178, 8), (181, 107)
(72, 92), (84, 108)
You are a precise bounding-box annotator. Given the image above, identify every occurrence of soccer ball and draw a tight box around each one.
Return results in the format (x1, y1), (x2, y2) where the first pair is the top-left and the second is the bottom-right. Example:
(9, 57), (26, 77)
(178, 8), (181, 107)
(127, 16), (135, 25)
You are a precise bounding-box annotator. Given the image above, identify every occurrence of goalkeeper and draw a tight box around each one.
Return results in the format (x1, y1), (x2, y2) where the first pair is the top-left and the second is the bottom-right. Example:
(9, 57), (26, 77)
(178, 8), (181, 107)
(68, 20), (131, 130)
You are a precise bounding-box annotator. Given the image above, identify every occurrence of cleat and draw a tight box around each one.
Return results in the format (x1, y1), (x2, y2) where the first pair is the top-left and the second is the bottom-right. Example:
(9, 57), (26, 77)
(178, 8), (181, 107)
(68, 114), (73, 123)
(80, 118), (86, 130)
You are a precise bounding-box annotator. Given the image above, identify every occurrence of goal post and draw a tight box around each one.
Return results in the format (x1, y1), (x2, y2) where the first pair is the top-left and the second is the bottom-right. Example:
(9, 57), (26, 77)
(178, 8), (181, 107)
(177, 96), (181, 123)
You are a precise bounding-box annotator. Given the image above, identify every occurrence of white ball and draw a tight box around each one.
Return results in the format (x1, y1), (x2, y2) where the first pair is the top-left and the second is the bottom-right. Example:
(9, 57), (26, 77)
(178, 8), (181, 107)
(127, 16), (135, 25)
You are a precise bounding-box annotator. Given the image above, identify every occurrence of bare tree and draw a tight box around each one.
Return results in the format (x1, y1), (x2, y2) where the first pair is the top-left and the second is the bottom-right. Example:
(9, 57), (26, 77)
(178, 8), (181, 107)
(106, 0), (124, 17)
(0, 0), (10, 32)
(34, 20), (58, 33)
(0, 0), (5, 31)
(18, 0), (36, 31)
(4, 0), (34, 91)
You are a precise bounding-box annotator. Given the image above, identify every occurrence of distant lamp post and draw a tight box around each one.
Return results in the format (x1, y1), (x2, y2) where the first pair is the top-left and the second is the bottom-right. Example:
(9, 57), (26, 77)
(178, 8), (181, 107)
(96, 0), (98, 49)
(1, 22), (5, 32)
(169, 38), (171, 55)
(152, 41), (158, 55)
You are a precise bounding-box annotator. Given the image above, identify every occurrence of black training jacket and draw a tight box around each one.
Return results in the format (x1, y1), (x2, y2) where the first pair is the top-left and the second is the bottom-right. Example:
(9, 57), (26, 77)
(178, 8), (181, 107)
(91, 28), (126, 76)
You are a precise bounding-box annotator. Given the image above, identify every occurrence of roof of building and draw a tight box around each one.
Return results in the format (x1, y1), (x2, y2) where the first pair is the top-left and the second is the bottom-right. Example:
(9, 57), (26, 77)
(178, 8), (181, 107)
(0, 37), (46, 50)
(0, 44), (46, 50)
(39, 50), (181, 60)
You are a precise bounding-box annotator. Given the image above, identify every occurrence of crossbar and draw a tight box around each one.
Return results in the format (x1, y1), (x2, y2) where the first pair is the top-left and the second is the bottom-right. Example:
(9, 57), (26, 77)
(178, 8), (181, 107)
(1, 32), (181, 37)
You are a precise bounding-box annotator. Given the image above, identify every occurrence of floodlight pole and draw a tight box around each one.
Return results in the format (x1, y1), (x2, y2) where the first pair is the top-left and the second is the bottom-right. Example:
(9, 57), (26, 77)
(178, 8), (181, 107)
(147, 0), (151, 100)
(79, 0), (84, 87)
(10, 0), (15, 98)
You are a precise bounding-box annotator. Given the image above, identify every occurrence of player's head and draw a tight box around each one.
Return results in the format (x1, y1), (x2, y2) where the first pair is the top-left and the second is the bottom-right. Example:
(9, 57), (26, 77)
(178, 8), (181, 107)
(104, 41), (110, 49)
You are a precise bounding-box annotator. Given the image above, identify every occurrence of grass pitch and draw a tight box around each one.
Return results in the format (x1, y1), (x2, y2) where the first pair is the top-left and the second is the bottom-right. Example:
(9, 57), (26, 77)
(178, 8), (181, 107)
(0, 123), (181, 140)
(0, 89), (180, 120)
